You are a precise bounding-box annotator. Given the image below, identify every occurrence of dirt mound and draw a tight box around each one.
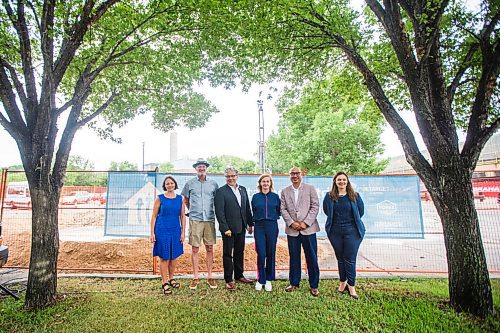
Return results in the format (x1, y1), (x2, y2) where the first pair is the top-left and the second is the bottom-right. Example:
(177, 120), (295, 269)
(3, 230), (291, 274)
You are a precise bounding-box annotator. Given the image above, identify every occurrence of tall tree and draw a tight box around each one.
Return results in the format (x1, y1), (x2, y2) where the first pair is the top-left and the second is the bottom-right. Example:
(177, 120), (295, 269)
(0, 0), (226, 309)
(207, 1), (498, 316)
(65, 154), (104, 186)
(207, 155), (259, 174)
(67, 155), (94, 171)
(109, 160), (138, 171)
(266, 70), (387, 175)
(158, 162), (174, 172)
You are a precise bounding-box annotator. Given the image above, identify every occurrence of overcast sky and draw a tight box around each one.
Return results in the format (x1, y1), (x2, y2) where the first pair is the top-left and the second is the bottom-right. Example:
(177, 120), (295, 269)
(0, 81), (418, 170)
(1, 0), (437, 170)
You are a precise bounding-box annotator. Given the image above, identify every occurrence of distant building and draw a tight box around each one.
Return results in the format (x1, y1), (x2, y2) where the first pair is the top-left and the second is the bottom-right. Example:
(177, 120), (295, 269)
(144, 163), (160, 171)
(170, 158), (197, 173)
(383, 133), (500, 176)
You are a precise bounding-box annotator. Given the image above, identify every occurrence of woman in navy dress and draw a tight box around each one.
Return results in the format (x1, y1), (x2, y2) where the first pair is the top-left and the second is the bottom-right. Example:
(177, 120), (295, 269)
(251, 174), (280, 292)
(150, 176), (186, 295)
(323, 171), (365, 299)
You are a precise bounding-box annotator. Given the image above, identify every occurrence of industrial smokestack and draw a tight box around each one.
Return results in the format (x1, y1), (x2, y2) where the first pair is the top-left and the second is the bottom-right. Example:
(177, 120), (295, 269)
(170, 132), (178, 162)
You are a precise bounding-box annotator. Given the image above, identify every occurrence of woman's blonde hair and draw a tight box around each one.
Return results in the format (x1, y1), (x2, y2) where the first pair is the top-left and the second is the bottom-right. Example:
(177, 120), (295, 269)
(329, 171), (357, 202)
(257, 174), (274, 192)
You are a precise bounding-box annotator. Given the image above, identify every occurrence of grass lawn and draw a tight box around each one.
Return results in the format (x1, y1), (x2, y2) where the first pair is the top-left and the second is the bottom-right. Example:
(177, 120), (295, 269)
(1, 278), (499, 332)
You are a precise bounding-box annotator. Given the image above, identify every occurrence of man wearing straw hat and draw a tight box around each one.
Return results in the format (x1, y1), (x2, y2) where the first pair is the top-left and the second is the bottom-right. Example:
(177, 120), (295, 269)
(181, 158), (219, 290)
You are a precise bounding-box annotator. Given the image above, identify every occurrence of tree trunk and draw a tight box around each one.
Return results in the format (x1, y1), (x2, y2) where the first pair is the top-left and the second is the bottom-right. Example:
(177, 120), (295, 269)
(429, 167), (493, 316)
(24, 184), (60, 309)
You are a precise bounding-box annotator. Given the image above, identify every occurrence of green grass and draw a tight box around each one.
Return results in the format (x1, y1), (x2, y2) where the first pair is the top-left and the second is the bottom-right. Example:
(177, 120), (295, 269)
(1, 278), (499, 332)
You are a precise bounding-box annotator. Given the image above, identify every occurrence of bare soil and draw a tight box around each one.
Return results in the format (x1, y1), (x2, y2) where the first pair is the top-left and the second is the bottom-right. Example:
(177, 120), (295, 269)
(3, 230), (292, 274)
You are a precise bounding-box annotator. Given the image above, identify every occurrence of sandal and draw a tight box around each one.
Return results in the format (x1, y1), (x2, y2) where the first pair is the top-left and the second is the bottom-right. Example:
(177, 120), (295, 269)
(161, 283), (172, 295)
(168, 279), (180, 288)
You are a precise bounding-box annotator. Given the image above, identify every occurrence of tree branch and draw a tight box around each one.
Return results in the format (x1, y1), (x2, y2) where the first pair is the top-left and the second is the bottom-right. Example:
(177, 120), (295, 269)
(366, 0), (419, 81)
(25, 0), (41, 34)
(77, 92), (118, 127)
(0, 111), (23, 142)
(291, 6), (435, 182)
(447, 42), (479, 102)
(4, 0), (39, 116)
(462, 117), (500, 169)
(55, 99), (75, 116)
(52, 103), (82, 189)
(0, 57), (28, 111)
(39, 0), (56, 108)
(340, 38), (435, 178)
(417, 0), (450, 64)
(0, 63), (28, 134)
(53, 0), (120, 87)
(462, 43), (500, 168)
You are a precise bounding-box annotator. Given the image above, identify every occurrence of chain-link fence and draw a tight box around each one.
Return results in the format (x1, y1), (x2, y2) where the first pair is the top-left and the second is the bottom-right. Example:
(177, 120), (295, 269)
(1, 169), (499, 275)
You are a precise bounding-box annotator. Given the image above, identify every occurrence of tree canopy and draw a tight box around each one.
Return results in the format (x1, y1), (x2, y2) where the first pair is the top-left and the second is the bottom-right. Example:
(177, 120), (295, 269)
(201, 0), (498, 316)
(109, 160), (138, 171)
(266, 69), (387, 175)
(0, 0), (253, 309)
(207, 155), (259, 174)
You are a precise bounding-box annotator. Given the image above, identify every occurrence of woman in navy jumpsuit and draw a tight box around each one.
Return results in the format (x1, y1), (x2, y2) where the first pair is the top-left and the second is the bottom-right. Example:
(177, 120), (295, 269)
(323, 171), (365, 299)
(251, 174), (281, 292)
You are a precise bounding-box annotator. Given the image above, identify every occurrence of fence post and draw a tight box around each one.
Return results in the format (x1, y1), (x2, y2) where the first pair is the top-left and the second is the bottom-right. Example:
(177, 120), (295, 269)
(0, 168), (8, 239)
(152, 167), (160, 275)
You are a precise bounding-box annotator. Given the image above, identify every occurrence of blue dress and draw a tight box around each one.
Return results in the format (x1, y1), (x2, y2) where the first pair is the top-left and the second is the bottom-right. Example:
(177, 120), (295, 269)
(153, 194), (183, 260)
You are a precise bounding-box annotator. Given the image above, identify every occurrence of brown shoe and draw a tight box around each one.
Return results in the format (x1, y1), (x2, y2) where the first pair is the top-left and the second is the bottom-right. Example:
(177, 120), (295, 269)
(207, 278), (217, 289)
(225, 281), (236, 291)
(310, 288), (319, 297)
(284, 285), (298, 292)
(189, 279), (200, 290)
(237, 277), (253, 284)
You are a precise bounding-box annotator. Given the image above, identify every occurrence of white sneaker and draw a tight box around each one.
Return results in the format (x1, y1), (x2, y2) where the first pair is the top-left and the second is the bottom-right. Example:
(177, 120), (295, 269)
(255, 282), (263, 291)
(265, 281), (272, 292)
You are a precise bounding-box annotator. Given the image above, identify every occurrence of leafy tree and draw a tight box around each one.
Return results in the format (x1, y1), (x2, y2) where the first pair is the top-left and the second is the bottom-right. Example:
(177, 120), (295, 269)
(266, 70), (387, 175)
(109, 161), (138, 171)
(159, 162), (174, 172)
(206, 0), (498, 316)
(64, 155), (105, 186)
(0, 1), (227, 309)
(66, 155), (94, 171)
(207, 155), (259, 174)
(6, 164), (26, 182)
(6, 164), (23, 171)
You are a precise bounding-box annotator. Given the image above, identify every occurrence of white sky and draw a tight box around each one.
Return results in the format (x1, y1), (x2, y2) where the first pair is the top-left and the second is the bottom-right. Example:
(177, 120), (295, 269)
(0, 0), (481, 171)
(0, 82), (416, 170)
(1, 0), (438, 170)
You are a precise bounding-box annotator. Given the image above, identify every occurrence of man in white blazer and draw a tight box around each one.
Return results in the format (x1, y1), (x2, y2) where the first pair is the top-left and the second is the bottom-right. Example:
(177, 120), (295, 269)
(280, 167), (320, 296)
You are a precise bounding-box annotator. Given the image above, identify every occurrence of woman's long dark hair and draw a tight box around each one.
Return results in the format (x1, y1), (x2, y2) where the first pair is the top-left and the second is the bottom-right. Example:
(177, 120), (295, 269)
(329, 171), (357, 202)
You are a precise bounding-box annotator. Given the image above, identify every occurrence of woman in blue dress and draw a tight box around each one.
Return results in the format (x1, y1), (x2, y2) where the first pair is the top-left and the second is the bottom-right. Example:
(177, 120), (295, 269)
(150, 176), (186, 295)
(251, 174), (280, 292)
(323, 171), (365, 299)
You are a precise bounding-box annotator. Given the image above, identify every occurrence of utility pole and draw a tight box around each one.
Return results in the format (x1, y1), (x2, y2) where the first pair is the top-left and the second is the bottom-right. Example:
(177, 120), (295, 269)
(142, 141), (145, 171)
(257, 98), (266, 174)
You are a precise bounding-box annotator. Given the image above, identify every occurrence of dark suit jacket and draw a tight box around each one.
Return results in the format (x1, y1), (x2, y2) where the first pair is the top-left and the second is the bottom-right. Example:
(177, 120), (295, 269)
(215, 184), (254, 234)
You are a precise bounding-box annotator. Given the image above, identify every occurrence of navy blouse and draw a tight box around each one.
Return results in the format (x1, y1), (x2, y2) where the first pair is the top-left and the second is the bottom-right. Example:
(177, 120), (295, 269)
(251, 192), (281, 222)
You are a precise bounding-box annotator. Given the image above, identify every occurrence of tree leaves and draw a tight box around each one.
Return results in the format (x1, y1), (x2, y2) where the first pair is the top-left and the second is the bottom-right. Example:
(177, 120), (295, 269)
(266, 70), (387, 175)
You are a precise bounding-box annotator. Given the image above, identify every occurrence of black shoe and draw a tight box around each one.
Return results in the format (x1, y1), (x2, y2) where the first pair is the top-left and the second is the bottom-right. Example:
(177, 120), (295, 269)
(237, 277), (253, 284)
(348, 291), (358, 299)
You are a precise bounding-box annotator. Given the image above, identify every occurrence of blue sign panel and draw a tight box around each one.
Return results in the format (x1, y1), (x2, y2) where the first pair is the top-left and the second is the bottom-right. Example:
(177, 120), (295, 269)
(104, 173), (424, 239)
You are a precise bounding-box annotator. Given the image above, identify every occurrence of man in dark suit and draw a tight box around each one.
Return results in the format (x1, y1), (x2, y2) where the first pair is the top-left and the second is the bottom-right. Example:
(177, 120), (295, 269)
(215, 167), (254, 290)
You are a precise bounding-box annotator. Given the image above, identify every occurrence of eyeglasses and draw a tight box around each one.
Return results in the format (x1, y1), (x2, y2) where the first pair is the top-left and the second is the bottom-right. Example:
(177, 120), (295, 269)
(225, 175), (237, 178)
(289, 172), (301, 176)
